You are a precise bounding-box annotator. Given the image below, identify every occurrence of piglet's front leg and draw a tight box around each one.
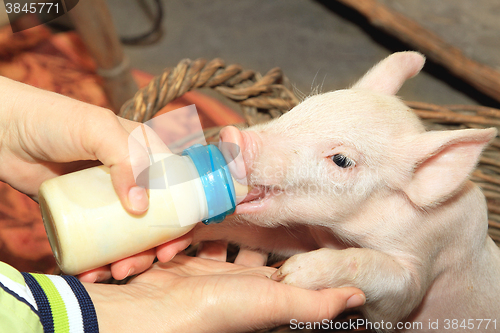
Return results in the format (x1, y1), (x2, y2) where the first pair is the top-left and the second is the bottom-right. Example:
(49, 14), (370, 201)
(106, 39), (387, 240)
(271, 248), (424, 326)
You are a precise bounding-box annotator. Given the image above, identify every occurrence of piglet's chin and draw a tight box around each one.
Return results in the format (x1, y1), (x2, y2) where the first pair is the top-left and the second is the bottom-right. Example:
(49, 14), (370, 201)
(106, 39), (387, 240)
(235, 185), (278, 214)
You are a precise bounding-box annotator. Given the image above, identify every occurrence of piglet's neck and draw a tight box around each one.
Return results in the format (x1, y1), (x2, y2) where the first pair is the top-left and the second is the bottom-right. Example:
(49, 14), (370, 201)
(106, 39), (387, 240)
(428, 181), (489, 268)
(408, 183), (500, 326)
(338, 182), (489, 272)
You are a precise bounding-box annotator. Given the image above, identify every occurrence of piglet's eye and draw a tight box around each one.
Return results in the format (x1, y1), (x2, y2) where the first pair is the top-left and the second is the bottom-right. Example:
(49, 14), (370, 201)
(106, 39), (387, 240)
(332, 154), (355, 168)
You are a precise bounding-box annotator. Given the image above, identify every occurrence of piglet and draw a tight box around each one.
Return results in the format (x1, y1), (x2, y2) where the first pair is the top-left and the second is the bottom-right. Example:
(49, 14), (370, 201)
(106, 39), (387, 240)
(193, 52), (500, 332)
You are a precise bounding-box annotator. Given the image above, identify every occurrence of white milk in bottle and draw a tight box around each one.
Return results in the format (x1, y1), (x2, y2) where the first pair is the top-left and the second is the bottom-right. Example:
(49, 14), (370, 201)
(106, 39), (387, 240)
(39, 144), (248, 275)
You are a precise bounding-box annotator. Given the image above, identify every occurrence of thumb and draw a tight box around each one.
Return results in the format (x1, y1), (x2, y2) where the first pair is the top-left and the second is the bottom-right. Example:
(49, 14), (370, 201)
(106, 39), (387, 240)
(110, 136), (151, 214)
(88, 113), (152, 214)
(239, 285), (365, 332)
(114, 118), (173, 214)
(284, 287), (365, 323)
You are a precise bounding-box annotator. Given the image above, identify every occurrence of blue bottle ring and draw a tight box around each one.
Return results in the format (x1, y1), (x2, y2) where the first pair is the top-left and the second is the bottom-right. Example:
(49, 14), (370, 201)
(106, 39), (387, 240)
(182, 144), (236, 225)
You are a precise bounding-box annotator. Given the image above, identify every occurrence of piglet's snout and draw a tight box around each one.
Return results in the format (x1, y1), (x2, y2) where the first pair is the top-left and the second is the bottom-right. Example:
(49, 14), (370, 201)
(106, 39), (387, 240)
(219, 125), (256, 186)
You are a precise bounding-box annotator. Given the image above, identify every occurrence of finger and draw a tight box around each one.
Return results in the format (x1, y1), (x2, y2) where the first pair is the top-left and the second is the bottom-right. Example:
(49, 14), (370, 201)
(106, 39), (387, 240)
(320, 288), (366, 310)
(156, 230), (194, 262)
(76, 110), (152, 215)
(107, 123), (151, 215)
(77, 266), (112, 283)
(277, 287), (365, 324)
(112, 118), (173, 214)
(110, 248), (157, 280)
(234, 248), (268, 267)
(196, 240), (228, 262)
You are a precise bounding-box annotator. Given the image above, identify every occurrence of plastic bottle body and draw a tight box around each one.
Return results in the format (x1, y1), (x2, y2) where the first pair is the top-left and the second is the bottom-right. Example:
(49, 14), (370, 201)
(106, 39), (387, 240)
(39, 153), (210, 275)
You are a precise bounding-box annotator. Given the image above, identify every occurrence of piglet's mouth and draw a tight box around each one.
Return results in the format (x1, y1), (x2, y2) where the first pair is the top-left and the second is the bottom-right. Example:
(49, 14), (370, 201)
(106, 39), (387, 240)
(235, 185), (283, 214)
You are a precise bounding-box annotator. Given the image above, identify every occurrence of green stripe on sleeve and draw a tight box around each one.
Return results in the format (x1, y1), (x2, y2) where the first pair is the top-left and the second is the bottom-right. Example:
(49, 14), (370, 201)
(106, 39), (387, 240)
(31, 274), (70, 333)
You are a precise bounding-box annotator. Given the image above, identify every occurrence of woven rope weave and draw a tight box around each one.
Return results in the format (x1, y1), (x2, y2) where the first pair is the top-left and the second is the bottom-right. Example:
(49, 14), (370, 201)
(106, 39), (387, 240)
(119, 58), (298, 125)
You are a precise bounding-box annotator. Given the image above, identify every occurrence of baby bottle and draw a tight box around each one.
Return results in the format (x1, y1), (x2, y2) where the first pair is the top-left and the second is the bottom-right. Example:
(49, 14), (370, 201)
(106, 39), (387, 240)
(38, 144), (247, 275)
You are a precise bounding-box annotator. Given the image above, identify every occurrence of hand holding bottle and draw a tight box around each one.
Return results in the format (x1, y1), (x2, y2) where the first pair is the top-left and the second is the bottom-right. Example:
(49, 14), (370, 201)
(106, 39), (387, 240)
(0, 77), (189, 281)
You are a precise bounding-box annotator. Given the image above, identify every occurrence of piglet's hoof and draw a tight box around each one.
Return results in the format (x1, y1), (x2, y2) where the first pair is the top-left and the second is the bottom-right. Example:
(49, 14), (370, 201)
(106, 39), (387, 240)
(271, 249), (353, 290)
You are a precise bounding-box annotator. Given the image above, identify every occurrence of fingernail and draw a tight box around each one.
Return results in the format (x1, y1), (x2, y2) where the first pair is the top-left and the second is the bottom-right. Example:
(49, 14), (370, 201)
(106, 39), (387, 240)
(128, 186), (149, 213)
(124, 268), (135, 279)
(167, 252), (176, 262)
(346, 294), (366, 309)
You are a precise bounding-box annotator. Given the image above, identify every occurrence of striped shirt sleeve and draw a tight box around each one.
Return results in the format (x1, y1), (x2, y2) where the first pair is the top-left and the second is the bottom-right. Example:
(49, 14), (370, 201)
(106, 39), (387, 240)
(0, 262), (99, 333)
(21, 272), (99, 333)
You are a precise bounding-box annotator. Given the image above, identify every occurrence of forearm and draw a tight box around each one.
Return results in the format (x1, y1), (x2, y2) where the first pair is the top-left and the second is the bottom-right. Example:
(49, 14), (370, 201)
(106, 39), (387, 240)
(0, 76), (23, 177)
(0, 76), (22, 121)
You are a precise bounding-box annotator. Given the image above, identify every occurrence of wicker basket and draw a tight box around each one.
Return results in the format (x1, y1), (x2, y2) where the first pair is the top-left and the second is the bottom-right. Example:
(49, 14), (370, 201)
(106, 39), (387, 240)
(119, 58), (500, 333)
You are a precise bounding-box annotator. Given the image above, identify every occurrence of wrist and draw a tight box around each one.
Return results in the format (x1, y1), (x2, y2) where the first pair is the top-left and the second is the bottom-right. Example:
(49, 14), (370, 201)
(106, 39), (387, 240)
(83, 281), (187, 333)
(82, 282), (127, 333)
(0, 76), (19, 181)
(83, 282), (157, 333)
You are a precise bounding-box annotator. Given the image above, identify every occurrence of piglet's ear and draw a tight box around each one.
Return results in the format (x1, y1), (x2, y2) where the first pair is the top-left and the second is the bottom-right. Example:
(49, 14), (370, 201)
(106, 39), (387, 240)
(352, 51), (425, 95)
(401, 128), (497, 207)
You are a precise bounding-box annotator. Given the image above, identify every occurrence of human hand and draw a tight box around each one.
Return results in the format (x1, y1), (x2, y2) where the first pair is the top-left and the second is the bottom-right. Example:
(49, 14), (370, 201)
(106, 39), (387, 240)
(0, 77), (149, 209)
(84, 254), (365, 333)
(0, 77), (189, 280)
